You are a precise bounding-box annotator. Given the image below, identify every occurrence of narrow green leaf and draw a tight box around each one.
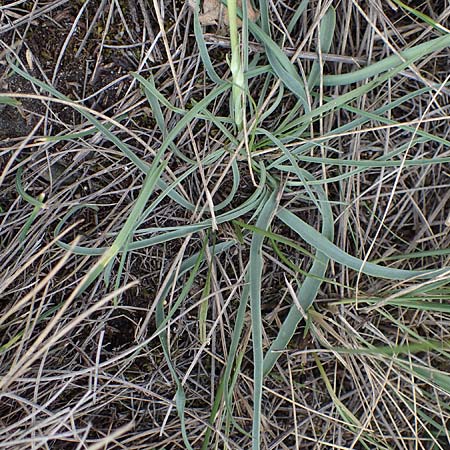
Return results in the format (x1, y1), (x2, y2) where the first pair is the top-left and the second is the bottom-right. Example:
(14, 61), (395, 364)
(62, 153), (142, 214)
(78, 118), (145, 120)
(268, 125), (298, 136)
(0, 95), (21, 106)
(249, 190), (279, 449)
(323, 33), (450, 86)
(263, 168), (333, 376)
(308, 6), (336, 89)
(277, 208), (448, 280)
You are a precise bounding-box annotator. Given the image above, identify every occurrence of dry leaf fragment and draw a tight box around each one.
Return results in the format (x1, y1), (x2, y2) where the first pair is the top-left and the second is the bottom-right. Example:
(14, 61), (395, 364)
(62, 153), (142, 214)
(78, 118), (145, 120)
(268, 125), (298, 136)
(189, 0), (259, 27)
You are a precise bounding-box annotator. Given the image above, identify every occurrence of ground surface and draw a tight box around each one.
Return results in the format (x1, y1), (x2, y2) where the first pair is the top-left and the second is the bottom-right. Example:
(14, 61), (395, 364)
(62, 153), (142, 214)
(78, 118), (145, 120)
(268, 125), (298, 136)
(1, 1), (450, 449)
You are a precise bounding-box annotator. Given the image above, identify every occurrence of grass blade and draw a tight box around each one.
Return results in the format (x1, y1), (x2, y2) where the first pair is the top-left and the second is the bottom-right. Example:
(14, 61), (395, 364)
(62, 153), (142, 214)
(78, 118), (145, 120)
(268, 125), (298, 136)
(248, 190), (278, 449)
(277, 208), (448, 280)
(308, 6), (336, 89)
(263, 168), (333, 375)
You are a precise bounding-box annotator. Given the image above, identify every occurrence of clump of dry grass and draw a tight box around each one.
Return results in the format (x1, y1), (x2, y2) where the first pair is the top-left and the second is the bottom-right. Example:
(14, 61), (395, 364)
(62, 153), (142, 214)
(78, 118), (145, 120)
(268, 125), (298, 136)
(1, 1), (450, 449)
